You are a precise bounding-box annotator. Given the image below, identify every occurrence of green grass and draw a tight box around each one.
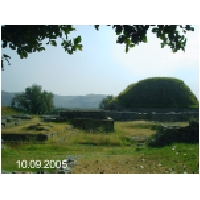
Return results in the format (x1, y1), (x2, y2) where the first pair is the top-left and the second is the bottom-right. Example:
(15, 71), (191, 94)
(1, 106), (30, 115)
(145, 143), (199, 172)
(1, 118), (199, 174)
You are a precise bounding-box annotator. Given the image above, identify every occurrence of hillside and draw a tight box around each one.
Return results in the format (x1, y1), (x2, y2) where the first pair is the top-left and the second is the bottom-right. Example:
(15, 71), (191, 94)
(1, 90), (16, 106)
(112, 77), (199, 109)
(1, 106), (29, 115)
(53, 93), (108, 108)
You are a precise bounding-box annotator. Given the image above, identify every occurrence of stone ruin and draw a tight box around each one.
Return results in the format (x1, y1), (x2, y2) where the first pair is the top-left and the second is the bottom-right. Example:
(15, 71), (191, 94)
(60, 110), (107, 120)
(43, 110), (115, 133)
(1, 114), (32, 129)
(27, 123), (50, 131)
(59, 109), (199, 122)
(1, 133), (49, 143)
(12, 114), (32, 119)
(1, 123), (50, 142)
(1, 116), (20, 128)
(72, 118), (114, 133)
(148, 121), (199, 147)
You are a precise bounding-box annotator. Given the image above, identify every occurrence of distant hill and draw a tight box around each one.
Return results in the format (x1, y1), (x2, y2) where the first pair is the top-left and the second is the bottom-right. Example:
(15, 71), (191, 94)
(53, 93), (108, 109)
(111, 77), (199, 109)
(1, 90), (107, 109)
(1, 90), (16, 106)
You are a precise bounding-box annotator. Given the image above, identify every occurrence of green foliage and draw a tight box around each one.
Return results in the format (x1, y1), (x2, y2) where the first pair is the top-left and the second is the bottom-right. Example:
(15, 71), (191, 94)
(113, 77), (199, 109)
(1, 25), (81, 58)
(1, 25), (194, 70)
(1, 25), (82, 70)
(11, 84), (54, 114)
(112, 25), (194, 53)
(99, 95), (115, 109)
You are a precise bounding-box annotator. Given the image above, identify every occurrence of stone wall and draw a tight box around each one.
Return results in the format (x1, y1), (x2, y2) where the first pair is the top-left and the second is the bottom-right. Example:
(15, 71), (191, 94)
(1, 116), (21, 128)
(60, 110), (107, 120)
(59, 110), (199, 122)
(107, 111), (199, 122)
(117, 108), (199, 113)
(148, 121), (199, 147)
(41, 117), (67, 122)
(72, 118), (114, 132)
(11, 114), (32, 119)
(1, 133), (48, 142)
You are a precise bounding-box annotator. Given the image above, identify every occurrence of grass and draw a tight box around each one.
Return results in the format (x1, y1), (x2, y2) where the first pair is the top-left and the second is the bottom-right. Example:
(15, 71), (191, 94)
(1, 106), (30, 115)
(1, 117), (199, 174)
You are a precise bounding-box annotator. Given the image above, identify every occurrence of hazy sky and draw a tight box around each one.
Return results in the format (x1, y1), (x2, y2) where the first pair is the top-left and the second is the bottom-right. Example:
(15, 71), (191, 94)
(1, 25), (199, 99)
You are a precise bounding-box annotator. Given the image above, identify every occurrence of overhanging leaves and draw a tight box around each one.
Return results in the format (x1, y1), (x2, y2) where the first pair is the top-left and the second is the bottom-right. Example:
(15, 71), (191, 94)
(1, 25), (194, 70)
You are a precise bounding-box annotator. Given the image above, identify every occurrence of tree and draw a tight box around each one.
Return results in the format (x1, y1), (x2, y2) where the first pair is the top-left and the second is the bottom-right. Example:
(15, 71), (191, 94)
(112, 77), (199, 109)
(1, 25), (194, 70)
(99, 95), (115, 109)
(11, 84), (54, 114)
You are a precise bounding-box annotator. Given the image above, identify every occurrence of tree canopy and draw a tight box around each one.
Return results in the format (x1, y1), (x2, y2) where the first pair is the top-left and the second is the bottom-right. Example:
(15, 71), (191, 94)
(11, 84), (54, 114)
(1, 25), (194, 70)
(105, 77), (199, 110)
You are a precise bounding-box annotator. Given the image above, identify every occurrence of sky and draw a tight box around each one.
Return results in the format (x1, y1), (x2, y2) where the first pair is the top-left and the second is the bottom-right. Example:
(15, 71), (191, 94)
(1, 25), (199, 100)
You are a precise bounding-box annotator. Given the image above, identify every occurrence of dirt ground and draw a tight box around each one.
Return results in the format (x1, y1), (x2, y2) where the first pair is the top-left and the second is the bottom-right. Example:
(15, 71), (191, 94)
(72, 155), (167, 174)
